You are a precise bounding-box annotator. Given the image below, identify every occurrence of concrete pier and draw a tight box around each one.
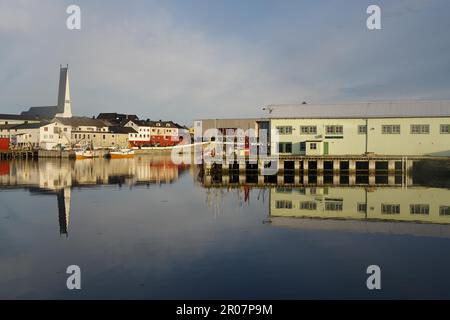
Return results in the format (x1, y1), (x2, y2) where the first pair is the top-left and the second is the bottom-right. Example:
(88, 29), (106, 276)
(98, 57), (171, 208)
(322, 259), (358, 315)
(200, 154), (443, 188)
(333, 160), (340, 173)
(0, 150), (38, 160)
(349, 160), (356, 173)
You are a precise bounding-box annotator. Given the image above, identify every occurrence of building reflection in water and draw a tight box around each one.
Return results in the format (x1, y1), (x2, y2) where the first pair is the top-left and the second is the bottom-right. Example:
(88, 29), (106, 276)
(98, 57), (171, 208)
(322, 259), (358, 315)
(269, 186), (450, 238)
(200, 168), (450, 237)
(1, 157), (449, 238)
(0, 156), (190, 236)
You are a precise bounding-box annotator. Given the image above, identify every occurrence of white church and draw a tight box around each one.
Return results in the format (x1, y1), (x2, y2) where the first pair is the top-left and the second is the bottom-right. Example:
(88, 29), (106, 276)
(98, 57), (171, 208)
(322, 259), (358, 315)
(21, 65), (73, 119)
(0, 66), (75, 150)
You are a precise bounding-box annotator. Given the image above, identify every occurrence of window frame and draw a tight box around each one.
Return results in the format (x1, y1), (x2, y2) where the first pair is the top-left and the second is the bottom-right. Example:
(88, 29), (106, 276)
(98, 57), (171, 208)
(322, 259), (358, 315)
(440, 124), (450, 134)
(410, 204), (430, 215)
(358, 125), (367, 134)
(325, 125), (344, 135)
(278, 142), (292, 154)
(410, 124), (430, 134)
(300, 126), (317, 135)
(382, 125), (401, 134)
(276, 126), (293, 135)
(381, 204), (401, 214)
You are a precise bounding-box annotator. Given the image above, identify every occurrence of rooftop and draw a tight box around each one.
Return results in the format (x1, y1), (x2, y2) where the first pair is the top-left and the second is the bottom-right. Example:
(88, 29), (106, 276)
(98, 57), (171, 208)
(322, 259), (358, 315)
(264, 100), (450, 119)
(55, 117), (108, 127)
(0, 122), (48, 130)
(14, 122), (49, 129)
(0, 113), (39, 121)
(109, 126), (138, 134)
(127, 119), (184, 128)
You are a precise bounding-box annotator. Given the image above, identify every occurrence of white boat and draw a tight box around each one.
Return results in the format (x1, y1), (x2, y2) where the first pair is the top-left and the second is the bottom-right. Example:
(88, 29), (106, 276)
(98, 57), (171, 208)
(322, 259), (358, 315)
(109, 148), (135, 159)
(74, 147), (94, 160)
(75, 149), (94, 160)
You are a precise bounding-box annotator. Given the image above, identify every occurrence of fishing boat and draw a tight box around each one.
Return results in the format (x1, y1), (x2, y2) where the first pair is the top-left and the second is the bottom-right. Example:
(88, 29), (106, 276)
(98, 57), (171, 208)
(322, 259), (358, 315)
(75, 149), (94, 160)
(109, 148), (135, 159)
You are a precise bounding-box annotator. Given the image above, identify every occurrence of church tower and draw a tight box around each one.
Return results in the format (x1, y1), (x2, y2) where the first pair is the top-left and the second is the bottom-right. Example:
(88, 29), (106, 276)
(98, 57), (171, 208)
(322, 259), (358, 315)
(57, 187), (71, 236)
(55, 65), (72, 118)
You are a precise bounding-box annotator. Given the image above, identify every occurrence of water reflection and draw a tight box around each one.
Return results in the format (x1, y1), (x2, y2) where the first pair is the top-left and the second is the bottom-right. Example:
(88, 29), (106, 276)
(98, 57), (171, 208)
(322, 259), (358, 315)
(1, 156), (450, 237)
(0, 156), (191, 236)
(269, 186), (450, 238)
(200, 166), (450, 237)
(1, 156), (450, 299)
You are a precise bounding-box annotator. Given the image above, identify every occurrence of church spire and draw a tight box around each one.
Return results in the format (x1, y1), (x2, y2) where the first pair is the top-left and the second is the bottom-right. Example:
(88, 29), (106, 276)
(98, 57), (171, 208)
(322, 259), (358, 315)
(56, 65), (72, 118)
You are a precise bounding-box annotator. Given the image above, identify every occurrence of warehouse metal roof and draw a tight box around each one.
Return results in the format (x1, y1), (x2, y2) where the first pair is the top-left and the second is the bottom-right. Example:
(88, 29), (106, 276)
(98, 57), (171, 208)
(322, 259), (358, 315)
(0, 113), (39, 121)
(264, 100), (450, 119)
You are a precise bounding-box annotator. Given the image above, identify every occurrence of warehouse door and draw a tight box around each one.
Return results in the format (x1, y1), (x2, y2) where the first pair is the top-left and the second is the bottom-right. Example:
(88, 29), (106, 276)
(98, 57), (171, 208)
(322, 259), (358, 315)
(323, 142), (329, 155)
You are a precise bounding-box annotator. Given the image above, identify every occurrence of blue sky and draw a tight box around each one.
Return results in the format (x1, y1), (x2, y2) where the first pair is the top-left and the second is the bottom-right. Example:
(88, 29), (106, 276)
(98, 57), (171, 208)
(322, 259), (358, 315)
(0, 0), (449, 125)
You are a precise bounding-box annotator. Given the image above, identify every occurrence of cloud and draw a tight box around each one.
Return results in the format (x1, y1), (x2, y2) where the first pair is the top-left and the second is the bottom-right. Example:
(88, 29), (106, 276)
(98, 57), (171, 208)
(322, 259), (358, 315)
(0, 0), (449, 125)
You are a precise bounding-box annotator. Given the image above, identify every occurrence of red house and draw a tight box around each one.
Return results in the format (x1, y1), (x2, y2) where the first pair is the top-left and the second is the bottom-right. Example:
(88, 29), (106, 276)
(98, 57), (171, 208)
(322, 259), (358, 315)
(125, 119), (186, 147)
(149, 121), (185, 147)
(0, 138), (10, 151)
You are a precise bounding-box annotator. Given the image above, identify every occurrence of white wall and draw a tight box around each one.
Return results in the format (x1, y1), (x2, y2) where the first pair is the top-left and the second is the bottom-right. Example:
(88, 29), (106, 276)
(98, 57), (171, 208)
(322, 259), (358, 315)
(39, 123), (72, 150)
(270, 117), (450, 156)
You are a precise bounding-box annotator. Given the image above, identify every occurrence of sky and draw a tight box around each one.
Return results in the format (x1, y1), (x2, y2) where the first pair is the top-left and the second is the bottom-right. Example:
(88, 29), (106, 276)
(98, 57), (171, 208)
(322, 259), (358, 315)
(0, 0), (449, 125)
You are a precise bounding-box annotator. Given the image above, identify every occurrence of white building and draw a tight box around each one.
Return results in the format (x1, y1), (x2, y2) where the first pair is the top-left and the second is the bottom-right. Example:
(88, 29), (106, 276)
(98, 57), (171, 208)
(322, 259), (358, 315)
(124, 119), (151, 146)
(265, 100), (450, 157)
(1, 121), (72, 150)
(0, 114), (40, 126)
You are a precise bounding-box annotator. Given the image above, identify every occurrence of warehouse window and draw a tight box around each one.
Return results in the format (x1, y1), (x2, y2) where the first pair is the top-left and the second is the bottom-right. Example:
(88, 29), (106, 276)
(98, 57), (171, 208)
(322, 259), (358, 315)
(325, 201), (343, 211)
(276, 188), (292, 193)
(381, 204), (400, 214)
(410, 204), (429, 215)
(300, 201), (317, 210)
(382, 125), (401, 134)
(300, 142), (306, 152)
(300, 126), (317, 134)
(410, 125), (430, 134)
(440, 206), (450, 216)
(357, 203), (367, 213)
(440, 124), (450, 134)
(276, 126), (293, 135)
(278, 142), (292, 153)
(275, 200), (293, 209)
(325, 125), (343, 135)
(358, 125), (367, 134)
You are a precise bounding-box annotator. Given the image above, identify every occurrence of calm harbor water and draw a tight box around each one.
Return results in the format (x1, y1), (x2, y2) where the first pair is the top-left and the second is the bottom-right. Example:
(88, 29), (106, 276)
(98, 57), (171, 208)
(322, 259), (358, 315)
(1, 155), (450, 299)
